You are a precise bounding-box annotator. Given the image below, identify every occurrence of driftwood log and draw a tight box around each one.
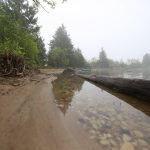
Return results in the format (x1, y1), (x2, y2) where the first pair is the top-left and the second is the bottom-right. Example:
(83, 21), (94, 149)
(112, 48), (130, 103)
(78, 74), (150, 101)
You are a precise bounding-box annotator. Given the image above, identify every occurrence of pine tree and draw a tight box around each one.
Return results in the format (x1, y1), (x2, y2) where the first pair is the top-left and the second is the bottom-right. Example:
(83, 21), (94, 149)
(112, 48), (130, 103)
(142, 53), (150, 68)
(50, 24), (73, 50)
(99, 48), (109, 68)
(49, 24), (73, 67)
(5, 0), (40, 34)
(37, 37), (47, 66)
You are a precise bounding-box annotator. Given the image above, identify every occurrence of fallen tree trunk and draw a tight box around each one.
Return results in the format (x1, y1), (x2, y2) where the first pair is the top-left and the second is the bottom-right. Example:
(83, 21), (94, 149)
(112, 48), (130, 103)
(78, 74), (150, 101)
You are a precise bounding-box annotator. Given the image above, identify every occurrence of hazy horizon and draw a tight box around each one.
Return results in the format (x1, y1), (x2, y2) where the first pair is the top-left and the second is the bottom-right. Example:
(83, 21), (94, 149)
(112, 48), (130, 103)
(37, 0), (150, 62)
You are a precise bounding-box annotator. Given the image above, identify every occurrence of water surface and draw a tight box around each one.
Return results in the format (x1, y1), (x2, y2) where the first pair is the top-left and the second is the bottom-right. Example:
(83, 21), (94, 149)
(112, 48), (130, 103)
(52, 75), (150, 150)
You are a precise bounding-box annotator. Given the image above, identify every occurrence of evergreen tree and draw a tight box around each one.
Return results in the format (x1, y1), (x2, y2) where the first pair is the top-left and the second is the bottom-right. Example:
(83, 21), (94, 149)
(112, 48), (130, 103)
(71, 48), (86, 68)
(48, 24), (73, 67)
(99, 48), (109, 68)
(48, 48), (69, 67)
(142, 53), (150, 68)
(5, 0), (40, 35)
(32, 0), (66, 8)
(48, 25), (87, 68)
(50, 24), (73, 50)
(37, 37), (47, 66)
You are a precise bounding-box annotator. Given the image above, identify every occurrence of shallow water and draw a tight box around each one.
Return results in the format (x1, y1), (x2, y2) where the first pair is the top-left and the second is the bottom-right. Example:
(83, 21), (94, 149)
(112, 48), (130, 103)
(52, 75), (150, 150)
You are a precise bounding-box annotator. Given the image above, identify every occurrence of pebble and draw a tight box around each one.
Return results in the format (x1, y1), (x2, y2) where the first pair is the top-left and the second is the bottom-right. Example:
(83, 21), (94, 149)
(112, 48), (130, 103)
(57, 104), (64, 108)
(123, 134), (131, 142)
(121, 142), (134, 150)
(138, 139), (149, 146)
(107, 134), (113, 138)
(100, 134), (108, 140)
(101, 120), (105, 125)
(89, 130), (96, 135)
(100, 140), (110, 145)
(110, 139), (117, 146)
(105, 121), (112, 128)
(120, 128), (131, 135)
(92, 123), (98, 130)
(134, 130), (144, 138)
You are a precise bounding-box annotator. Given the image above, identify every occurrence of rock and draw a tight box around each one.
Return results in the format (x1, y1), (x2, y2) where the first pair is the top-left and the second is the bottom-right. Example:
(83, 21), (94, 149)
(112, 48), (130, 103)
(132, 141), (138, 146)
(138, 139), (148, 146)
(123, 134), (131, 142)
(57, 104), (64, 108)
(89, 130), (96, 135)
(12, 83), (20, 86)
(134, 130), (144, 138)
(62, 68), (75, 75)
(101, 120), (105, 125)
(121, 142), (134, 150)
(110, 139), (117, 146)
(100, 134), (107, 140)
(78, 118), (86, 124)
(100, 140), (110, 145)
(92, 123), (98, 130)
(105, 121), (112, 128)
(107, 134), (113, 138)
(120, 128), (131, 135)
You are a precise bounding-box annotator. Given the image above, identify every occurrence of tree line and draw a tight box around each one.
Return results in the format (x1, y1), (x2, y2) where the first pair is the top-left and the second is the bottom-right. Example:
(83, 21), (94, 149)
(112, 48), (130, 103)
(0, 0), (86, 76)
(90, 48), (150, 69)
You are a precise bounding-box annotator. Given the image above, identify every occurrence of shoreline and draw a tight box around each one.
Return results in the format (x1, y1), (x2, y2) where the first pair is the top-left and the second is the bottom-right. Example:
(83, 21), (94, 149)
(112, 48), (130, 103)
(0, 70), (100, 150)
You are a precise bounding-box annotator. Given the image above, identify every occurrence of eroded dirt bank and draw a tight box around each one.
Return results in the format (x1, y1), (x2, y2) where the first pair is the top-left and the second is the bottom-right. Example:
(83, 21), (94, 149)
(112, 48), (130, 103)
(0, 71), (100, 150)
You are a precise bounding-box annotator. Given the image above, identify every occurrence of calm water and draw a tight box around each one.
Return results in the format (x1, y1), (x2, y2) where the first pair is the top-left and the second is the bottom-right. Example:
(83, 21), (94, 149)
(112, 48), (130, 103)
(91, 68), (150, 80)
(52, 75), (150, 150)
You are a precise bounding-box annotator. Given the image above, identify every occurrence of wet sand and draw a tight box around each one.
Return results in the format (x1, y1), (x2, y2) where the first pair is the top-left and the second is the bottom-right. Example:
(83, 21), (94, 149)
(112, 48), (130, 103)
(0, 72), (100, 150)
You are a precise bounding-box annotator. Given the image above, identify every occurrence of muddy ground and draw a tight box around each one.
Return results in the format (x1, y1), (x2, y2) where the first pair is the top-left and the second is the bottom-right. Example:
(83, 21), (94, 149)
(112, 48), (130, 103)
(0, 69), (100, 150)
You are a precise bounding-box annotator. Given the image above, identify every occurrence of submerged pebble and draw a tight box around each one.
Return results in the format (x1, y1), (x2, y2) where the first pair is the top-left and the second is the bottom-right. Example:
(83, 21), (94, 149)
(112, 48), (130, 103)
(121, 142), (134, 150)
(53, 78), (150, 150)
(122, 134), (131, 142)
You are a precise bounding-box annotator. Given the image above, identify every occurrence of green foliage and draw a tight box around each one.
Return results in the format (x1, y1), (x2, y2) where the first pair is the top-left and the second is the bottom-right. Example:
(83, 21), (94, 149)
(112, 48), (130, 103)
(5, 0), (40, 34)
(70, 48), (86, 68)
(48, 25), (86, 68)
(0, 13), (23, 55)
(50, 24), (73, 50)
(32, 0), (67, 8)
(37, 37), (47, 66)
(48, 48), (69, 67)
(0, 0), (46, 73)
(0, 12), (38, 61)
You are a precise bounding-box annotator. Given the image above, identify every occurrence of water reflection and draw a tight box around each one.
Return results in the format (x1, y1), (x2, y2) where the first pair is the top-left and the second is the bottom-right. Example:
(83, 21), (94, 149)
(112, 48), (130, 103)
(52, 75), (84, 114)
(92, 68), (150, 80)
(92, 82), (150, 116)
(70, 81), (150, 150)
(52, 76), (150, 150)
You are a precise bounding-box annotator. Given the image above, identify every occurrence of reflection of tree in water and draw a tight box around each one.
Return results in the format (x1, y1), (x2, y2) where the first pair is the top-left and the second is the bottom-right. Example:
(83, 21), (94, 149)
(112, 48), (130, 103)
(52, 75), (84, 114)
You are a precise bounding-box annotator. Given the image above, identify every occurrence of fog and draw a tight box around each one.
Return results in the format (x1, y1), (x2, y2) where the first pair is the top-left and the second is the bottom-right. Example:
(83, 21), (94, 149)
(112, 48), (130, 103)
(38, 0), (150, 61)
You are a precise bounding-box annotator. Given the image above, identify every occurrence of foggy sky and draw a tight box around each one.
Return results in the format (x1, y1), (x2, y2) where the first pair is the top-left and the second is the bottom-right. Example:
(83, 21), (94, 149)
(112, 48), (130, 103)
(37, 0), (150, 62)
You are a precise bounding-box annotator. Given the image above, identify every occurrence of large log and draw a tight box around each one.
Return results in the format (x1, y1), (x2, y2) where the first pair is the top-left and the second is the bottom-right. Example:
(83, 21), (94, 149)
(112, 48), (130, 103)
(78, 74), (150, 101)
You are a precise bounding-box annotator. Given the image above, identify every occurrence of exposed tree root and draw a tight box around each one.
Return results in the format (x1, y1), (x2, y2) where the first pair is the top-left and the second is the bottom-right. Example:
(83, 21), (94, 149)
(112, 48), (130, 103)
(0, 53), (31, 77)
